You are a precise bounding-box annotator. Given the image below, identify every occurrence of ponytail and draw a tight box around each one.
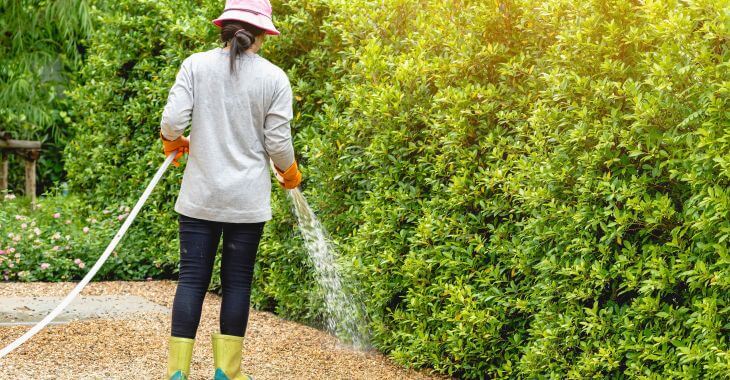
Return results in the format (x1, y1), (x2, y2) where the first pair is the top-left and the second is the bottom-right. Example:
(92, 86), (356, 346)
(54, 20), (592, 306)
(220, 21), (265, 75)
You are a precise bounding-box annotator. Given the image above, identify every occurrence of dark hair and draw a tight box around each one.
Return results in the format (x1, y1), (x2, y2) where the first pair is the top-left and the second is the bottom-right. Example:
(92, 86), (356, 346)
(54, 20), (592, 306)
(220, 20), (265, 75)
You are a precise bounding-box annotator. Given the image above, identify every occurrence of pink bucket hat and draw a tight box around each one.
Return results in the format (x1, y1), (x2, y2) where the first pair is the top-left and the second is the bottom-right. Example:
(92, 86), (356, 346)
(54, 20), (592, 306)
(212, 0), (280, 35)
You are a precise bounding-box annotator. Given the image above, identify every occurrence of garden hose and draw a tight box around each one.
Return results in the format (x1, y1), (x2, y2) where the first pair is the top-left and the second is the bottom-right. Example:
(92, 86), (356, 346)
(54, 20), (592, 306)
(0, 152), (177, 359)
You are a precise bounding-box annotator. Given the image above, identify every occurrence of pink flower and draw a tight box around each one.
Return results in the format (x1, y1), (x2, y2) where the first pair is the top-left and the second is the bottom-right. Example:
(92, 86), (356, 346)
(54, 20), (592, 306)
(102, 209), (110, 215)
(146, 277), (153, 281)
(78, 262), (85, 269)
(8, 263), (14, 268)
(73, 258), (81, 265)
(0, 250), (5, 255)
(8, 247), (15, 253)
(39, 263), (50, 270)
(82, 227), (90, 233)
(14, 215), (23, 220)
(53, 213), (61, 219)
(20, 223), (27, 229)
(117, 214), (127, 221)
(33, 227), (41, 236)
(52, 246), (60, 251)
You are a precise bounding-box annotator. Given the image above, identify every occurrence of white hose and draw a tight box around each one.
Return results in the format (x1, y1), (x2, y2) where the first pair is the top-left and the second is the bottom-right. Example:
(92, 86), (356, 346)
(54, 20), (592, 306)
(0, 152), (177, 359)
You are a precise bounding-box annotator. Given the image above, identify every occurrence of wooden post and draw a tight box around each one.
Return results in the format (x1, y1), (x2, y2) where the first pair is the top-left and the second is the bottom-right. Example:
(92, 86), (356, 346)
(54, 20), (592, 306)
(24, 158), (36, 208)
(0, 138), (42, 208)
(0, 151), (7, 192)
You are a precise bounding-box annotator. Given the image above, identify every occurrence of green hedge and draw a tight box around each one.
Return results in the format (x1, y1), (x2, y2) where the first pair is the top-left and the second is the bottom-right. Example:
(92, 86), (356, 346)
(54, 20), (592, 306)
(62, 0), (729, 378)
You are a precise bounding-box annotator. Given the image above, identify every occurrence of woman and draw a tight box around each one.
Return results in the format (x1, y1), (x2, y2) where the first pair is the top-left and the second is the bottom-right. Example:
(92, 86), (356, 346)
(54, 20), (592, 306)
(159, 1), (302, 379)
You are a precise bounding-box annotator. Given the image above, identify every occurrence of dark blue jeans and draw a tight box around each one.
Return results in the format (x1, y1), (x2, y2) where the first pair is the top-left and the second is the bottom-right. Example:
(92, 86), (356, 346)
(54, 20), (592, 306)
(171, 214), (265, 339)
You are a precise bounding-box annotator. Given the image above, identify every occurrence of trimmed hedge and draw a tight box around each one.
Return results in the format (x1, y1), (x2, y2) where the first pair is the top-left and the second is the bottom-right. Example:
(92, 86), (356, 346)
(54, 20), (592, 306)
(64, 0), (729, 378)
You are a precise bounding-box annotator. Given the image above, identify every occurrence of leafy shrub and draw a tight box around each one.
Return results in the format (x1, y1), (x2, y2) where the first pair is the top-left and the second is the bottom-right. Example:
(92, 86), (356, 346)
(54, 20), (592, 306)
(63, 0), (729, 378)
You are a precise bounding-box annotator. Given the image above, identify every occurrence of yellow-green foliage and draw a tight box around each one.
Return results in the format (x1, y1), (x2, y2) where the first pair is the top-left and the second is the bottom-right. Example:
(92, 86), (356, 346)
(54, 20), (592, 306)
(63, 0), (729, 378)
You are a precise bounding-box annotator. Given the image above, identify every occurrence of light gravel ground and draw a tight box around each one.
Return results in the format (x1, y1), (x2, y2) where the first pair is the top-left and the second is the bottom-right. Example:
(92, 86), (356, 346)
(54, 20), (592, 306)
(0, 281), (446, 380)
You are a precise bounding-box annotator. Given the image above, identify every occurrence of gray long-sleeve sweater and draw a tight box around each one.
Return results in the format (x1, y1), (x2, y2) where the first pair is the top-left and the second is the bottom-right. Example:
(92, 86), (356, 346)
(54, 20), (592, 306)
(160, 47), (295, 223)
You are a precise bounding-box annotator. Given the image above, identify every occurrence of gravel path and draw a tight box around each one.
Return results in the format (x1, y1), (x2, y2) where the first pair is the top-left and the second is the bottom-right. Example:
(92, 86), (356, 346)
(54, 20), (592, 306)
(0, 281), (445, 379)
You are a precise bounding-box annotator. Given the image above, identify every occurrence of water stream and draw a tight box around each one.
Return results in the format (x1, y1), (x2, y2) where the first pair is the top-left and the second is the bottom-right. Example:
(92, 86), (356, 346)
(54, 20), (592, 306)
(288, 188), (371, 350)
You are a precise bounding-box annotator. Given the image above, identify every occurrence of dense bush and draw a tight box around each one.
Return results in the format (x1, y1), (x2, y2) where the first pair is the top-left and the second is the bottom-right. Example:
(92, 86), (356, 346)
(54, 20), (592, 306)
(61, 0), (729, 378)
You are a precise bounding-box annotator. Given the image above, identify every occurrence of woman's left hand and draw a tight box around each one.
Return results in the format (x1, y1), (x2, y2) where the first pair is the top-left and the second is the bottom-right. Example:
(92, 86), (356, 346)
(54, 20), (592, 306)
(160, 132), (190, 167)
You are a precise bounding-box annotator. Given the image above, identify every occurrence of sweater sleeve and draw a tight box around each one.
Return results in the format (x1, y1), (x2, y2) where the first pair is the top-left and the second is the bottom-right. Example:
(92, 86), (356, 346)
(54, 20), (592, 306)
(264, 75), (296, 170)
(160, 57), (194, 140)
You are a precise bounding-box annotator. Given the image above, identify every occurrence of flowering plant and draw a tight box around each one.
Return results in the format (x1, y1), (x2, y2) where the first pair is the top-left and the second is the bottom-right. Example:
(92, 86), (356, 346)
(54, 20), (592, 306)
(0, 193), (174, 281)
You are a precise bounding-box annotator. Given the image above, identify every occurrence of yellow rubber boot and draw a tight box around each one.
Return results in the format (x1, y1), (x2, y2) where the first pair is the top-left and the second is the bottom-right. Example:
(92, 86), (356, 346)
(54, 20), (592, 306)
(167, 336), (194, 380)
(211, 333), (253, 380)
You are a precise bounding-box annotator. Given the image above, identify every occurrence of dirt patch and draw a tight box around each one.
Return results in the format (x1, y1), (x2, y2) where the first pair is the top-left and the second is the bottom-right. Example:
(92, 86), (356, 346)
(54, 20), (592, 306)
(0, 281), (447, 380)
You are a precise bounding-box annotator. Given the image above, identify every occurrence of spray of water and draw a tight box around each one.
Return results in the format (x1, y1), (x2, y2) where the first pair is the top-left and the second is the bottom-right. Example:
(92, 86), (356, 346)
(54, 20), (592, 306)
(287, 188), (371, 350)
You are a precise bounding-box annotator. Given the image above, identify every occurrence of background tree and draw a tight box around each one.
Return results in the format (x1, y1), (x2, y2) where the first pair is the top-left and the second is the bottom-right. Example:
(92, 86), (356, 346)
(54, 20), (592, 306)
(0, 0), (92, 193)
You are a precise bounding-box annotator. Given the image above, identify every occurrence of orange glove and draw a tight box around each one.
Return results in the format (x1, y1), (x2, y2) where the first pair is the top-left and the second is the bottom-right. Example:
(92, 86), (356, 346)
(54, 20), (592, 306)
(274, 161), (303, 189)
(160, 132), (189, 167)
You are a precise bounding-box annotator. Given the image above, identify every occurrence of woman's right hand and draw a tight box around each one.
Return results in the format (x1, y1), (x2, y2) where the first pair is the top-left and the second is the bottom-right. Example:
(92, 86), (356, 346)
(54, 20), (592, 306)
(274, 161), (302, 189)
(160, 132), (189, 167)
